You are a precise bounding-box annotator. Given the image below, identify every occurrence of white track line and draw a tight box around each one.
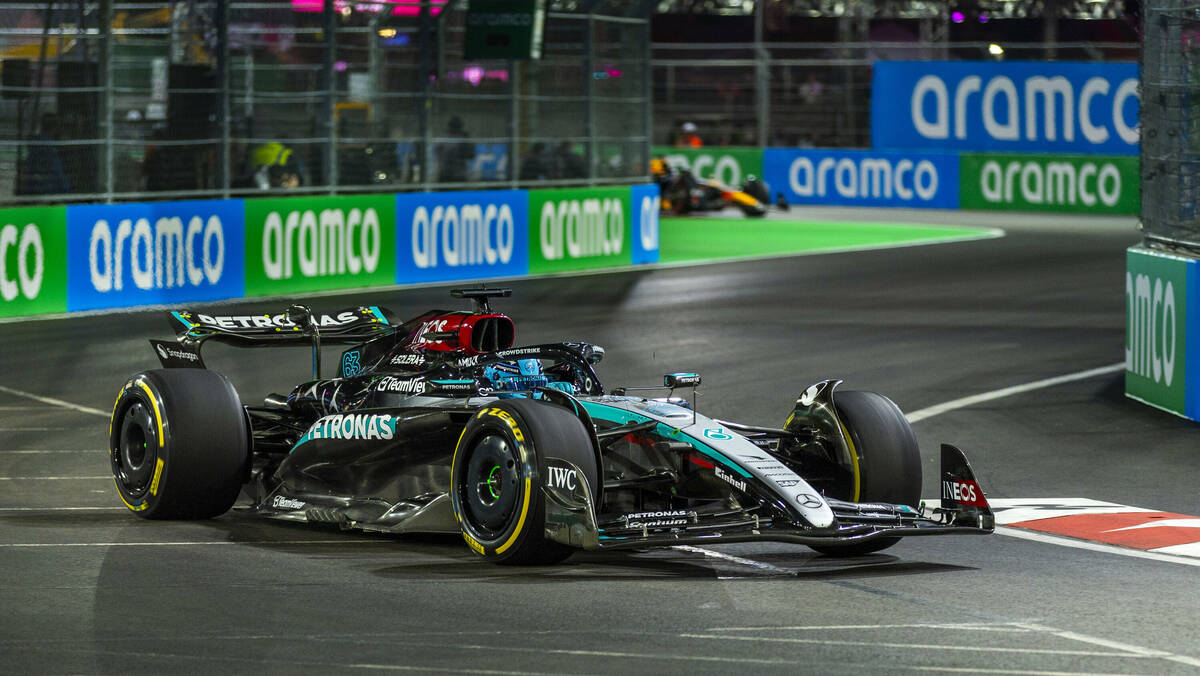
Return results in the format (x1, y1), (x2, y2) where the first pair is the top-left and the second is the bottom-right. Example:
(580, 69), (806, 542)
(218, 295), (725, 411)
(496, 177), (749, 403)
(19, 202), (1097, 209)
(678, 633), (1147, 658)
(905, 363), (1125, 423)
(671, 544), (793, 574)
(997, 527), (1200, 568)
(0, 428), (74, 431)
(695, 622), (1200, 670)
(0, 384), (108, 418)
(707, 622), (1032, 632)
(912, 668), (1143, 676)
(1017, 623), (1200, 669)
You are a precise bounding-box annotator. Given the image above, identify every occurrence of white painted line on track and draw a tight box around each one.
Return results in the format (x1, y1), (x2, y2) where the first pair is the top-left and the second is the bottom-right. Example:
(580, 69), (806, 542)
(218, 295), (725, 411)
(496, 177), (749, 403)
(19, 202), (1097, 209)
(679, 633), (1150, 658)
(701, 620), (1200, 671)
(905, 362), (1125, 423)
(0, 539), (393, 548)
(649, 228), (1005, 270)
(671, 544), (793, 574)
(708, 622), (1033, 632)
(1017, 623), (1200, 669)
(912, 668), (1145, 676)
(0, 428), (74, 431)
(22, 645), (587, 676)
(0, 384), (108, 417)
(996, 527), (1200, 568)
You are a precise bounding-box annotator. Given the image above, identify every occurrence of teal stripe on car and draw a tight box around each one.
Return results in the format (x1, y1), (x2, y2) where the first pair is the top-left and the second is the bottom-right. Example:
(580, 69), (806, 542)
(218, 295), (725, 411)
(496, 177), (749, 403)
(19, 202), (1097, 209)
(578, 401), (752, 478)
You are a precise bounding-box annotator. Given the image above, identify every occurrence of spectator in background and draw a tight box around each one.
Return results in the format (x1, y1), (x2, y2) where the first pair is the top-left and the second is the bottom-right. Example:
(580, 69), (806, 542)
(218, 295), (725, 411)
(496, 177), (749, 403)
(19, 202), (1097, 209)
(438, 116), (474, 183)
(554, 141), (587, 179)
(20, 114), (70, 195)
(799, 73), (824, 105)
(520, 142), (554, 181)
(234, 141), (303, 190)
(675, 121), (702, 148)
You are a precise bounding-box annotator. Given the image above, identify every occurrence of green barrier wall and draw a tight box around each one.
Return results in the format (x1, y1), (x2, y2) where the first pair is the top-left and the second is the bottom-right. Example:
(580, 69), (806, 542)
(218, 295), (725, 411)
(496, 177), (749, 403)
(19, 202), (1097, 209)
(245, 194), (396, 297)
(1125, 247), (1191, 417)
(529, 187), (632, 274)
(0, 206), (68, 318)
(960, 153), (1139, 215)
(653, 146), (763, 187)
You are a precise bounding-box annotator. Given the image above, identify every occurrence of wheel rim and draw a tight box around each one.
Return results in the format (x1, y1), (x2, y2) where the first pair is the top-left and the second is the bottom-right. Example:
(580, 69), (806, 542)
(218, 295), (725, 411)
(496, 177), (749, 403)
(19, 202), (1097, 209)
(459, 433), (521, 539)
(113, 400), (158, 498)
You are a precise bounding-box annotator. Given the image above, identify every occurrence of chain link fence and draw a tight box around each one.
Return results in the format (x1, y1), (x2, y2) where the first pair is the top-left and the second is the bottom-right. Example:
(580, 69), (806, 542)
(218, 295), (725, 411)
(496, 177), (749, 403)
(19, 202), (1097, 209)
(652, 40), (1139, 149)
(0, 1), (652, 205)
(1141, 0), (1200, 251)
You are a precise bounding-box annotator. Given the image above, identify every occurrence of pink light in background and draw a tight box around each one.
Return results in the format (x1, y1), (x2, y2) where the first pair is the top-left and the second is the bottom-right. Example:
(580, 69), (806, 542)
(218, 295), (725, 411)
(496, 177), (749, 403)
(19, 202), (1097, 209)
(445, 67), (509, 85)
(291, 1), (446, 16)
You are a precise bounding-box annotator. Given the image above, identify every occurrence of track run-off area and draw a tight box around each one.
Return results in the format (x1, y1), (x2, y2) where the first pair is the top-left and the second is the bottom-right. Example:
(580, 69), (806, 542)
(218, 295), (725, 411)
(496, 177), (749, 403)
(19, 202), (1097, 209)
(2, 207), (1198, 675)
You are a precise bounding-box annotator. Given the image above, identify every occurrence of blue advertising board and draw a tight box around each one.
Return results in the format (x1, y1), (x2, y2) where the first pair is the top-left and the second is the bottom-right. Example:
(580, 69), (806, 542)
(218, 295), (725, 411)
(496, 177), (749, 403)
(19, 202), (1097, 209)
(396, 190), (529, 283)
(872, 61), (1140, 155)
(66, 200), (245, 311)
(630, 184), (660, 265)
(763, 148), (959, 209)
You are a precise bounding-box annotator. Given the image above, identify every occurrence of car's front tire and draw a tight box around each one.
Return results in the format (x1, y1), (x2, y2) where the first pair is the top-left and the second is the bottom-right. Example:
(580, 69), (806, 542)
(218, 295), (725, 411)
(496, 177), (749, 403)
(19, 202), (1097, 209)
(807, 390), (921, 556)
(109, 369), (248, 519)
(451, 399), (596, 565)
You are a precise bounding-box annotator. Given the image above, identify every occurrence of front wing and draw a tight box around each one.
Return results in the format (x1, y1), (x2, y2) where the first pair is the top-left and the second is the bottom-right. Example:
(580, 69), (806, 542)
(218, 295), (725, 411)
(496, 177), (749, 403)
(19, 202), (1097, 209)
(543, 443), (994, 552)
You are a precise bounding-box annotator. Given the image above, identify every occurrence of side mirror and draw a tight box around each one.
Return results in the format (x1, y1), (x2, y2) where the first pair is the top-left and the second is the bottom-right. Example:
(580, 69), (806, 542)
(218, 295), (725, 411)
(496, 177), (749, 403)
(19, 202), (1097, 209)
(585, 345), (605, 365)
(664, 373), (700, 388)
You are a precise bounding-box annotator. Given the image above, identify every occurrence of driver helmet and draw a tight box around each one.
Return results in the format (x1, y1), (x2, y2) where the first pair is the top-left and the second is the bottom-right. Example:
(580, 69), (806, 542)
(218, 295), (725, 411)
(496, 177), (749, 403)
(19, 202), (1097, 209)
(483, 358), (573, 397)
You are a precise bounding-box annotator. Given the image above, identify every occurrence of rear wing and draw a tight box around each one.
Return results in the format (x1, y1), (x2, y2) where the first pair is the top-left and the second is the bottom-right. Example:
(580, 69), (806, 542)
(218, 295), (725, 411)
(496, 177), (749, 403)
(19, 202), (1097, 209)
(167, 306), (394, 349)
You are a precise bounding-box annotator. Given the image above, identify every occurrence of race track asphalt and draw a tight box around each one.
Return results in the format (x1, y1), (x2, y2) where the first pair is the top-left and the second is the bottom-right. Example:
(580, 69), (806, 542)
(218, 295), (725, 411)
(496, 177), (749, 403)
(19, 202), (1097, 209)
(3, 206), (1199, 675)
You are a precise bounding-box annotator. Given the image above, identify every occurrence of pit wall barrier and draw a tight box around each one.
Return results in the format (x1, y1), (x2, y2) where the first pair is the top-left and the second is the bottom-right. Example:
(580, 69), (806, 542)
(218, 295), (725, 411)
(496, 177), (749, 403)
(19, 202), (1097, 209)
(1125, 246), (1200, 421)
(0, 185), (660, 319)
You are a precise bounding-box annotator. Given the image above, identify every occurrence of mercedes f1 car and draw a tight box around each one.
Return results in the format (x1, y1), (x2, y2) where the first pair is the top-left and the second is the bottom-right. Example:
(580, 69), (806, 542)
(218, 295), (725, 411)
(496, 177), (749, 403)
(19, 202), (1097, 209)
(108, 288), (993, 564)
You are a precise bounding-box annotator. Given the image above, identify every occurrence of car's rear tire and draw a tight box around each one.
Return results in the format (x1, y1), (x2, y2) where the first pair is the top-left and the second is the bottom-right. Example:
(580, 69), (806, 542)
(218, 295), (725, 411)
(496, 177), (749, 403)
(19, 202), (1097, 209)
(451, 399), (596, 565)
(109, 369), (248, 519)
(739, 201), (767, 217)
(807, 390), (921, 557)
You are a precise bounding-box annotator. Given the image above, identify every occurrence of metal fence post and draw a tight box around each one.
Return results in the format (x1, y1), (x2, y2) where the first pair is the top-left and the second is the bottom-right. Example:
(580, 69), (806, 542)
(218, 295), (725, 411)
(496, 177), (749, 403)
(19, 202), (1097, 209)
(100, 0), (114, 201)
(643, 15), (653, 175)
(216, 0), (230, 197)
(323, 0), (338, 192)
(754, 0), (768, 147)
(585, 11), (596, 184)
(510, 59), (520, 189)
(420, 0), (433, 191)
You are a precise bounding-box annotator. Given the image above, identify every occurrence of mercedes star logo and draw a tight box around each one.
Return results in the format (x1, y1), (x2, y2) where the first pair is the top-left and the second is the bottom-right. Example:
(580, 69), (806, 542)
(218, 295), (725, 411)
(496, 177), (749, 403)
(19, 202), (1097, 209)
(796, 493), (823, 509)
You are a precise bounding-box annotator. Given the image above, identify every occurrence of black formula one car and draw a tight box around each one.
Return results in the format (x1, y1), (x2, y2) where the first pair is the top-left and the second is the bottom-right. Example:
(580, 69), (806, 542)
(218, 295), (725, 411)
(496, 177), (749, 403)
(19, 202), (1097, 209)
(108, 288), (993, 564)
